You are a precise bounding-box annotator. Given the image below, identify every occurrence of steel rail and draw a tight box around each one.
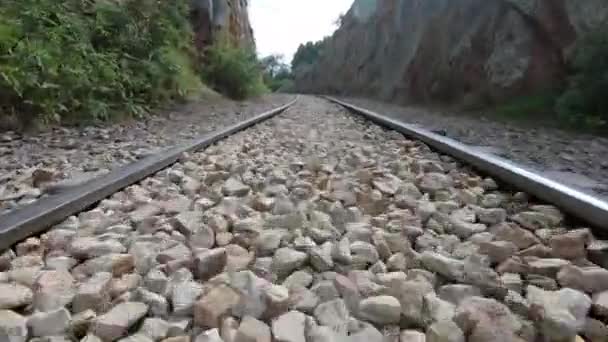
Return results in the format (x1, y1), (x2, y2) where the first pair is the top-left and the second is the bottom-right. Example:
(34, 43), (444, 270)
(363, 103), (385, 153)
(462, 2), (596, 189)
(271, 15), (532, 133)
(0, 97), (298, 250)
(324, 96), (608, 231)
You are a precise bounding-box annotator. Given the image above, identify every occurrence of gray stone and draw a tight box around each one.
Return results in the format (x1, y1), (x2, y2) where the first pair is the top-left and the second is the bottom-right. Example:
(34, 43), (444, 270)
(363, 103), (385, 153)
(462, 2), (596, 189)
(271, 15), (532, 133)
(225, 244), (254, 272)
(263, 284), (290, 319)
(136, 288), (169, 317)
(71, 309), (96, 338)
(491, 223), (539, 249)
(272, 311), (306, 342)
(453, 296), (523, 341)
(512, 211), (556, 230)
(27, 308), (71, 337)
(81, 335), (103, 342)
(73, 272), (112, 313)
(400, 330), (426, 342)
(0, 283), (33, 309)
(449, 220), (486, 239)
(166, 317), (191, 338)
(478, 241), (518, 264)
(526, 286), (591, 341)
(314, 299), (349, 334)
(195, 328), (223, 342)
(527, 257), (570, 277)
(426, 320), (464, 342)
(194, 285), (240, 328)
(333, 274), (361, 312)
(358, 296), (401, 324)
(476, 208), (507, 225)
(557, 265), (608, 294)
(171, 281), (203, 316)
(33, 270), (76, 311)
(332, 237), (352, 264)
(45, 256), (78, 271)
(92, 302), (149, 341)
(194, 248), (226, 280)
(501, 273), (523, 293)
(349, 324), (384, 342)
(418, 173), (453, 194)
(69, 237), (126, 259)
(111, 274), (140, 299)
(419, 252), (464, 281)
(438, 284), (482, 305)
(139, 318), (169, 341)
(172, 211), (202, 237)
(190, 226), (216, 249)
(157, 244), (192, 265)
(422, 294), (455, 324)
(255, 230), (285, 256)
(117, 333), (153, 342)
(350, 241), (379, 266)
(234, 316), (271, 342)
(0, 310), (27, 342)
(80, 254), (135, 277)
(504, 290), (530, 317)
(144, 269), (170, 295)
(272, 248), (308, 278)
(310, 242), (334, 272)
(289, 286), (319, 314)
(386, 279), (434, 327)
(223, 178), (250, 197)
(282, 271), (313, 290)
(550, 230), (589, 260)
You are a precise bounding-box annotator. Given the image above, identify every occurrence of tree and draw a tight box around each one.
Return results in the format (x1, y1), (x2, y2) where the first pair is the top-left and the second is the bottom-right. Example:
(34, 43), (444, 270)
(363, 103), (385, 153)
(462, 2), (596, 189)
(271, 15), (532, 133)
(261, 54), (288, 78)
(334, 13), (346, 28)
(291, 39), (328, 71)
(260, 54), (293, 92)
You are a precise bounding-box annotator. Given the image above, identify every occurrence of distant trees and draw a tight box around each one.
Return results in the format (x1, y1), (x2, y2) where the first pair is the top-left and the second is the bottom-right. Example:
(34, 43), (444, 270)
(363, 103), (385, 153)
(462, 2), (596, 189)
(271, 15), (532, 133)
(334, 13), (346, 29)
(291, 38), (330, 71)
(260, 54), (294, 92)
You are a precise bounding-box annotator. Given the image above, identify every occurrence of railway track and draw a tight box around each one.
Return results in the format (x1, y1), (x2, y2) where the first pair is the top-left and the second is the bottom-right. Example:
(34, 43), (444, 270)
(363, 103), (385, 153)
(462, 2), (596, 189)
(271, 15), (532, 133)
(0, 96), (606, 342)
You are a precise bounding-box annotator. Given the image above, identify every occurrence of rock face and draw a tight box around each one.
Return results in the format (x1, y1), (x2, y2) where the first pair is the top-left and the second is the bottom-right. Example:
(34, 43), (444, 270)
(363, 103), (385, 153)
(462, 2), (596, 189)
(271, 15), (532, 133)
(191, 0), (255, 51)
(295, 0), (608, 106)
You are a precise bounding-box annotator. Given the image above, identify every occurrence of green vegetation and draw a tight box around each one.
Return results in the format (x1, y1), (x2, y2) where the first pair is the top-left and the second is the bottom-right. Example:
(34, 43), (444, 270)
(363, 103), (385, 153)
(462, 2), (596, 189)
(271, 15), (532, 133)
(0, 0), (266, 129)
(291, 39), (328, 71)
(260, 54), (294, 93)
(203, 39), (267, 100)
(494, 92), (557, 122)
(491, 27), (608, 133)
(555, 25), (608, 131)
(0, 0), (200, 126)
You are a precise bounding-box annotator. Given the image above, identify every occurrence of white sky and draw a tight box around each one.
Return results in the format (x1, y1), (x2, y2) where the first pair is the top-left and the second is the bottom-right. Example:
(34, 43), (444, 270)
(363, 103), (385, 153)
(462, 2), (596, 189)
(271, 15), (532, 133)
(250, 0), (354, 64)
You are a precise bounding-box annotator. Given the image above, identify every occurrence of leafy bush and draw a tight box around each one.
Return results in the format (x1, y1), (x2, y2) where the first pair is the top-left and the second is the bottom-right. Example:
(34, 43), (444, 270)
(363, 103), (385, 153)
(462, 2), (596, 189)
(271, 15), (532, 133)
(0, 0), (202, 127)
(202, 39), (267, 100)
(556, 26), (608, 130)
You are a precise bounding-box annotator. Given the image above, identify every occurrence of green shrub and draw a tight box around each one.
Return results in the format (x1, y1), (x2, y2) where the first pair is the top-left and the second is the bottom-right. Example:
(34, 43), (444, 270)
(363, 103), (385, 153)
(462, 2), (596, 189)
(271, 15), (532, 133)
(556, 26), (608, 130)
(494, 92), (557, 121)
(0, 0), (202, 127)
(202, 40), (267, 100)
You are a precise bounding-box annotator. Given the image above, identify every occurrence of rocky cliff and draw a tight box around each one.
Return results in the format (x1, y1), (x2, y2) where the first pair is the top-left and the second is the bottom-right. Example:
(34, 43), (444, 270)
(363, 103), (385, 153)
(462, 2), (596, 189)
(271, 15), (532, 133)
(191, 0), (255, 51)
(295, 0), (608, 105)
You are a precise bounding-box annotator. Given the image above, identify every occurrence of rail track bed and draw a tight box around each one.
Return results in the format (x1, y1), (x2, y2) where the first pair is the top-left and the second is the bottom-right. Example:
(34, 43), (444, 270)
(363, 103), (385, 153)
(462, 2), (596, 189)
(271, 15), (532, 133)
(0, 96), (607, 342)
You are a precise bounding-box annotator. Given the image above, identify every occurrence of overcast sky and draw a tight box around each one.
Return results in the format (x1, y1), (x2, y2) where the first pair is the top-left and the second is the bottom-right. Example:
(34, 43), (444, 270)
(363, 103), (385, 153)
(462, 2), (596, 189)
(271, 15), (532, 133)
(250, 0), (354, 64)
